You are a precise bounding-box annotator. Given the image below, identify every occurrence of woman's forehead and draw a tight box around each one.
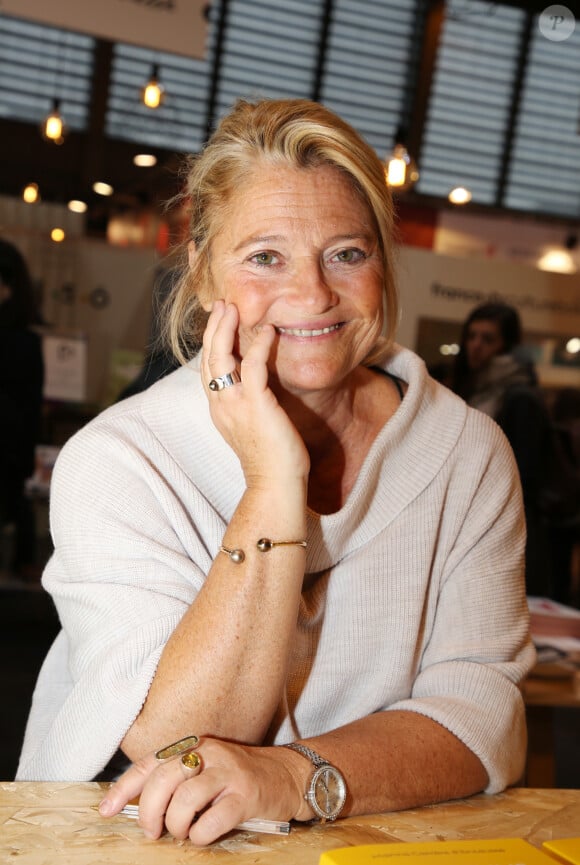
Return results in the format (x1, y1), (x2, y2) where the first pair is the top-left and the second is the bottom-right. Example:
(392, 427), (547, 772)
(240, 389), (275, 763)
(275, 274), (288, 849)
(212, 162), (372, 235)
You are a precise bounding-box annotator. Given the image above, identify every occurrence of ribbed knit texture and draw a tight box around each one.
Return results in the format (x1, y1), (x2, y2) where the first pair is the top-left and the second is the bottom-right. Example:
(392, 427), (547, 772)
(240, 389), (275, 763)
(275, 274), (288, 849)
(17, 346), (535, 788)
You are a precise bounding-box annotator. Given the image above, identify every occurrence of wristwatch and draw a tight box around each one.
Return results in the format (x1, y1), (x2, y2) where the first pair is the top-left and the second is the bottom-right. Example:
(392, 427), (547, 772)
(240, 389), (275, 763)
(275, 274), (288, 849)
(284, 743), (347, 822)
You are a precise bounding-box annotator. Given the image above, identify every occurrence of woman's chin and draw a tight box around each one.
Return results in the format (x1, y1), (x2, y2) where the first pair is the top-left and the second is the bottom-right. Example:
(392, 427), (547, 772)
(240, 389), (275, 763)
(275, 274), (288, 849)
(269, 361), (353, 397)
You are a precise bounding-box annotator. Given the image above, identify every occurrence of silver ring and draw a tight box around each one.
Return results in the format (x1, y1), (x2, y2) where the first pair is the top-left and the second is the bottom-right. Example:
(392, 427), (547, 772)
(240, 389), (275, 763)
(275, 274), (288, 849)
(208, 369), (241, 391)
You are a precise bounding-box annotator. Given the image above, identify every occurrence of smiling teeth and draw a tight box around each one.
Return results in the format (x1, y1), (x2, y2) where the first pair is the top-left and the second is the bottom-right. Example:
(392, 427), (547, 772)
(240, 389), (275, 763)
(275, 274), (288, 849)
(276, 324), (341, 337)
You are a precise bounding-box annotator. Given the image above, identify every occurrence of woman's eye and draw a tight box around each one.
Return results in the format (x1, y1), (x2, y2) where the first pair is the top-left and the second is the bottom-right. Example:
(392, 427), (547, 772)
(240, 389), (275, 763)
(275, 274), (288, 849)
(251, 252), (278, 266)
(333, 248), (366, 264)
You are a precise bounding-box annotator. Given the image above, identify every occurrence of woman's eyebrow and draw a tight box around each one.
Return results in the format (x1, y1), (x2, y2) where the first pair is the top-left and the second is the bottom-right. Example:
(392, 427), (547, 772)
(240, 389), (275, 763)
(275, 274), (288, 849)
(233, 235), (285, 252)
(234, 232), (374, 253)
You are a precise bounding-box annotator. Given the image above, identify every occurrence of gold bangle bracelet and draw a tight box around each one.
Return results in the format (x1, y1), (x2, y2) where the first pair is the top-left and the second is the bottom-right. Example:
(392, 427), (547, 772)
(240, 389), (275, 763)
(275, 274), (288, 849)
(219, 538), (307, 565)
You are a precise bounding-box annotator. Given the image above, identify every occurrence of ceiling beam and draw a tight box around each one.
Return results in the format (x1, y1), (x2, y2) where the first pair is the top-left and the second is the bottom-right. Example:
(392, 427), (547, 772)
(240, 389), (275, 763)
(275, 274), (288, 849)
(407, 0), (445, 164)
(203, 0), (230, 140)
(80, 39), (114, 191)
(494, 10), (533, 208)
(311, 0), (334, 103)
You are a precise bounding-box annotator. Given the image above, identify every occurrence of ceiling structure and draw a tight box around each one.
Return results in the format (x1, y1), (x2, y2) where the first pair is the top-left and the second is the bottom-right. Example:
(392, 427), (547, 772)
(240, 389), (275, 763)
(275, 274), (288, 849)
(0, 0), (579, 238)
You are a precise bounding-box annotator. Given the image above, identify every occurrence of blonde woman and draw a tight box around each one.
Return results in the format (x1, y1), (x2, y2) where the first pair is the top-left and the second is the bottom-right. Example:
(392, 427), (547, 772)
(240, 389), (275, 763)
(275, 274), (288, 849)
(18, 99), (534, 845)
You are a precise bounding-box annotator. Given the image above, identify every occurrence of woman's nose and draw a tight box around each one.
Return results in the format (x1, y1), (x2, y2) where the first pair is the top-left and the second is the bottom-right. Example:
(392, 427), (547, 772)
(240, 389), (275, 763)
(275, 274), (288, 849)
(285, 259), (338, 310)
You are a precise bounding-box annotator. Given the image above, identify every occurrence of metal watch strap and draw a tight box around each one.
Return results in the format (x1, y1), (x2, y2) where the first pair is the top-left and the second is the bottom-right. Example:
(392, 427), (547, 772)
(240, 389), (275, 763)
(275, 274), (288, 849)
(283, 742), (347, 822)
(283, 743), (329, 769)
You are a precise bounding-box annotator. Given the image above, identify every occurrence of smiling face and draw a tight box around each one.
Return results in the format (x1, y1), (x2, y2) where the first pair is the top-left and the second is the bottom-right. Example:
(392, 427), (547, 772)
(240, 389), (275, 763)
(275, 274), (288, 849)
(201, 162), (385, 397)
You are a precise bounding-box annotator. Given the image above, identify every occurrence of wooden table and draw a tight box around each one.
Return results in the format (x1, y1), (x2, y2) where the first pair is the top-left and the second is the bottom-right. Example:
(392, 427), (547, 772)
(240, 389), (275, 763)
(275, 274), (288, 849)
(1, 783), (579, 864)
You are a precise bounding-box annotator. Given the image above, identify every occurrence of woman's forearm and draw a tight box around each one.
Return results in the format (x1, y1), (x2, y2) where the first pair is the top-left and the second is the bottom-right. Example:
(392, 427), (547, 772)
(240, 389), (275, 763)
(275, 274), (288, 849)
(278, 710), (489, 821)
(106, 709), (490, 846)
(122, 481), (307, 760)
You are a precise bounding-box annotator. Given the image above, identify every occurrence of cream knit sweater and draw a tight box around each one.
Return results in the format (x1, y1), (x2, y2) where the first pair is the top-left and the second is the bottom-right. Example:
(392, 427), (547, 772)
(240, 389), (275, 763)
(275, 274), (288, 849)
(17, 346), (535, 786)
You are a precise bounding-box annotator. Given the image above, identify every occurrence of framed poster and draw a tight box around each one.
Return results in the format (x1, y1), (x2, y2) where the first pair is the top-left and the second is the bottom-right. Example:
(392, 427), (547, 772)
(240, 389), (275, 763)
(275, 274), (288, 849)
(42, 333), (87, 402)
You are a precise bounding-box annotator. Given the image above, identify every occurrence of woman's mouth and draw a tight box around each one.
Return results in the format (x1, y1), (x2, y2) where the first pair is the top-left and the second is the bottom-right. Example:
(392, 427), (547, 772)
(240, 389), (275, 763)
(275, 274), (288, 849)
(275, 323), (344, 338)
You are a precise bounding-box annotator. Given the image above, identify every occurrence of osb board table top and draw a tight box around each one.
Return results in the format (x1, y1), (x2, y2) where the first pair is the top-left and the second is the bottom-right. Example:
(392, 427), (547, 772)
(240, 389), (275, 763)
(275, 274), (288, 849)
(1, 783), (579, 865)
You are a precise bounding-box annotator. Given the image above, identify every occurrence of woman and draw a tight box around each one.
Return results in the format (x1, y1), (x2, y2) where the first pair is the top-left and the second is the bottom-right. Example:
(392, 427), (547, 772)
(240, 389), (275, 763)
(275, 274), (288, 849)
(18, 99), (534, 845)
(451, 302), (555, 597)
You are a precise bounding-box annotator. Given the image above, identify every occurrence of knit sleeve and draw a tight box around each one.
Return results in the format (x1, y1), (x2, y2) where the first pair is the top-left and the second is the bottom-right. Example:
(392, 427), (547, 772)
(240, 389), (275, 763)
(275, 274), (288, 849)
(385, 416), (536, 793)
(17, 414), (217, 781)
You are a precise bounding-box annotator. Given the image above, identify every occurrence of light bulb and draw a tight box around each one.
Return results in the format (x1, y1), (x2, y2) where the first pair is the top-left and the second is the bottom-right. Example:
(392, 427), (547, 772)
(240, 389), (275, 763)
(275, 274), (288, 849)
(68, 200), (88, 213)
(387, 156), (408, 187)
(385, 143), (419, 191)
(449, 186), (472, 205)
(41, 100), (66, 144)
(23, 183), (40, 204)
(93, 181), (114, 196)
(133, 153), (157, 167)
(45, 114), (63, 140)
(141, 66), (165, 109)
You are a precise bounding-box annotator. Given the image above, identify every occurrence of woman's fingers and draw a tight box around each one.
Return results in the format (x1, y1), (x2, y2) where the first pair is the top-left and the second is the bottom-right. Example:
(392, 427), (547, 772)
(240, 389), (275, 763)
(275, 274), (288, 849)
(101, 740), (300, 847)
(202, 302), (240, 391)
(137, 755), (203, 839)
(202, 302), (277, 397)
(239, 323), (276, 393)
(189, 791), (246, 847)
(163, 765), (235, 842)
(98, 752), (158, 817)
(98, 744), (204, 840)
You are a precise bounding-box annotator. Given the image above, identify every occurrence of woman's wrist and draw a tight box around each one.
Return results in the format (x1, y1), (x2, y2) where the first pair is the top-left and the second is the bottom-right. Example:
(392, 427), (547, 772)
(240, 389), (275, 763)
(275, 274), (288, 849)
(244, 472), (309, 495)
(267, 745), (315, 822)
(240, 479), (308, 521)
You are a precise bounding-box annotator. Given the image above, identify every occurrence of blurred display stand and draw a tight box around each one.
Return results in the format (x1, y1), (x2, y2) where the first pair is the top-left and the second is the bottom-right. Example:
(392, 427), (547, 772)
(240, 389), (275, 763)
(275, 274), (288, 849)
(523, 597), (580, 789)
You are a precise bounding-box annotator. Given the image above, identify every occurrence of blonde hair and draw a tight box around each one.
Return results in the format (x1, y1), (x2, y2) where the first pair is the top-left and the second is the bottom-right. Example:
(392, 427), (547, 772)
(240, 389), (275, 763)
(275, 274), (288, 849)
(164, 98), (398, 365)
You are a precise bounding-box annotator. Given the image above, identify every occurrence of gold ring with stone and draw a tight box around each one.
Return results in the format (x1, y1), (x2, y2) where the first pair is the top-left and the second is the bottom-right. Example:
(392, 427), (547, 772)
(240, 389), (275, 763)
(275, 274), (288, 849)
(180, 751), (202, 775)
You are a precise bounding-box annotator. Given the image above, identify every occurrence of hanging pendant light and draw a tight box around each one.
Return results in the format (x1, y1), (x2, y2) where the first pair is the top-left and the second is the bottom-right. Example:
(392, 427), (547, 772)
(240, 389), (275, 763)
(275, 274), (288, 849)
(385, 128), (419, 192)
(141, 64), (165, 109)
(41, 98), (66, 144)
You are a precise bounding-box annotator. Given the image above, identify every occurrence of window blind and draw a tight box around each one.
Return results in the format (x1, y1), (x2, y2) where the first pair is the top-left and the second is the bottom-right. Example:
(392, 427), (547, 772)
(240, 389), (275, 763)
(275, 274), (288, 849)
(418, 1), (526, 204)
(504, 12), (580, 218)
(0, 14), (94, 130)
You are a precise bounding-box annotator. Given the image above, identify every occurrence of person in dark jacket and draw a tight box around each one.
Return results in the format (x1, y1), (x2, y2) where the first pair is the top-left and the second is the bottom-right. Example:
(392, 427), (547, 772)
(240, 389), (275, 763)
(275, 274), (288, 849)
(452, 302), (554, 597)
(0, 238), (44, 576)
(549, 387), (580, 606)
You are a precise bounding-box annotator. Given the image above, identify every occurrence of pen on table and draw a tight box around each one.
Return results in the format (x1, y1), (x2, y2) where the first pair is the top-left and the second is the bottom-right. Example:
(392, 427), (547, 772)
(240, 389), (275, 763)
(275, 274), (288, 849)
(118, 803), (291, 835)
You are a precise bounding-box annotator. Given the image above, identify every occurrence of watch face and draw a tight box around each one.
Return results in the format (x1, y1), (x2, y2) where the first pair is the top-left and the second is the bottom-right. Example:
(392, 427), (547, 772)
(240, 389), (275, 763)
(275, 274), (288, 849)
(311, 765), (347, 820)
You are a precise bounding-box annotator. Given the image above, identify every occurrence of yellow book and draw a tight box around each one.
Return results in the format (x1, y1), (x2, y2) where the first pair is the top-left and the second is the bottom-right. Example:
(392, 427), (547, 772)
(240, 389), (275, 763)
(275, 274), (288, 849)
(543, 839), (580, 865)
(319, 838), (557, 865)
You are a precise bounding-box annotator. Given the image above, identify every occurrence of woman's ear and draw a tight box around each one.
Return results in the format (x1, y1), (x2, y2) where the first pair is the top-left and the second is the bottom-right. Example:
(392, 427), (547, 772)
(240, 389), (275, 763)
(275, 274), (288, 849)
(188, 240), (213, 311)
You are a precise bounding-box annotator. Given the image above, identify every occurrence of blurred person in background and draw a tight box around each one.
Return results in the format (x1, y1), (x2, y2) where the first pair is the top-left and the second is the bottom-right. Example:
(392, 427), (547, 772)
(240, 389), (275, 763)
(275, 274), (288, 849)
(0, 238), (44, 578)
(549, 387), (580, 606)
(452, 302), (574, 599)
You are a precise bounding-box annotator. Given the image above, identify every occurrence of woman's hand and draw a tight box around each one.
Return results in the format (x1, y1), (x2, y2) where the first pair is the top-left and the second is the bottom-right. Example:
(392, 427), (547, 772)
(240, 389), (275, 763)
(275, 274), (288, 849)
(99, 737), (306, 846)
(201, 300), (310, 487)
